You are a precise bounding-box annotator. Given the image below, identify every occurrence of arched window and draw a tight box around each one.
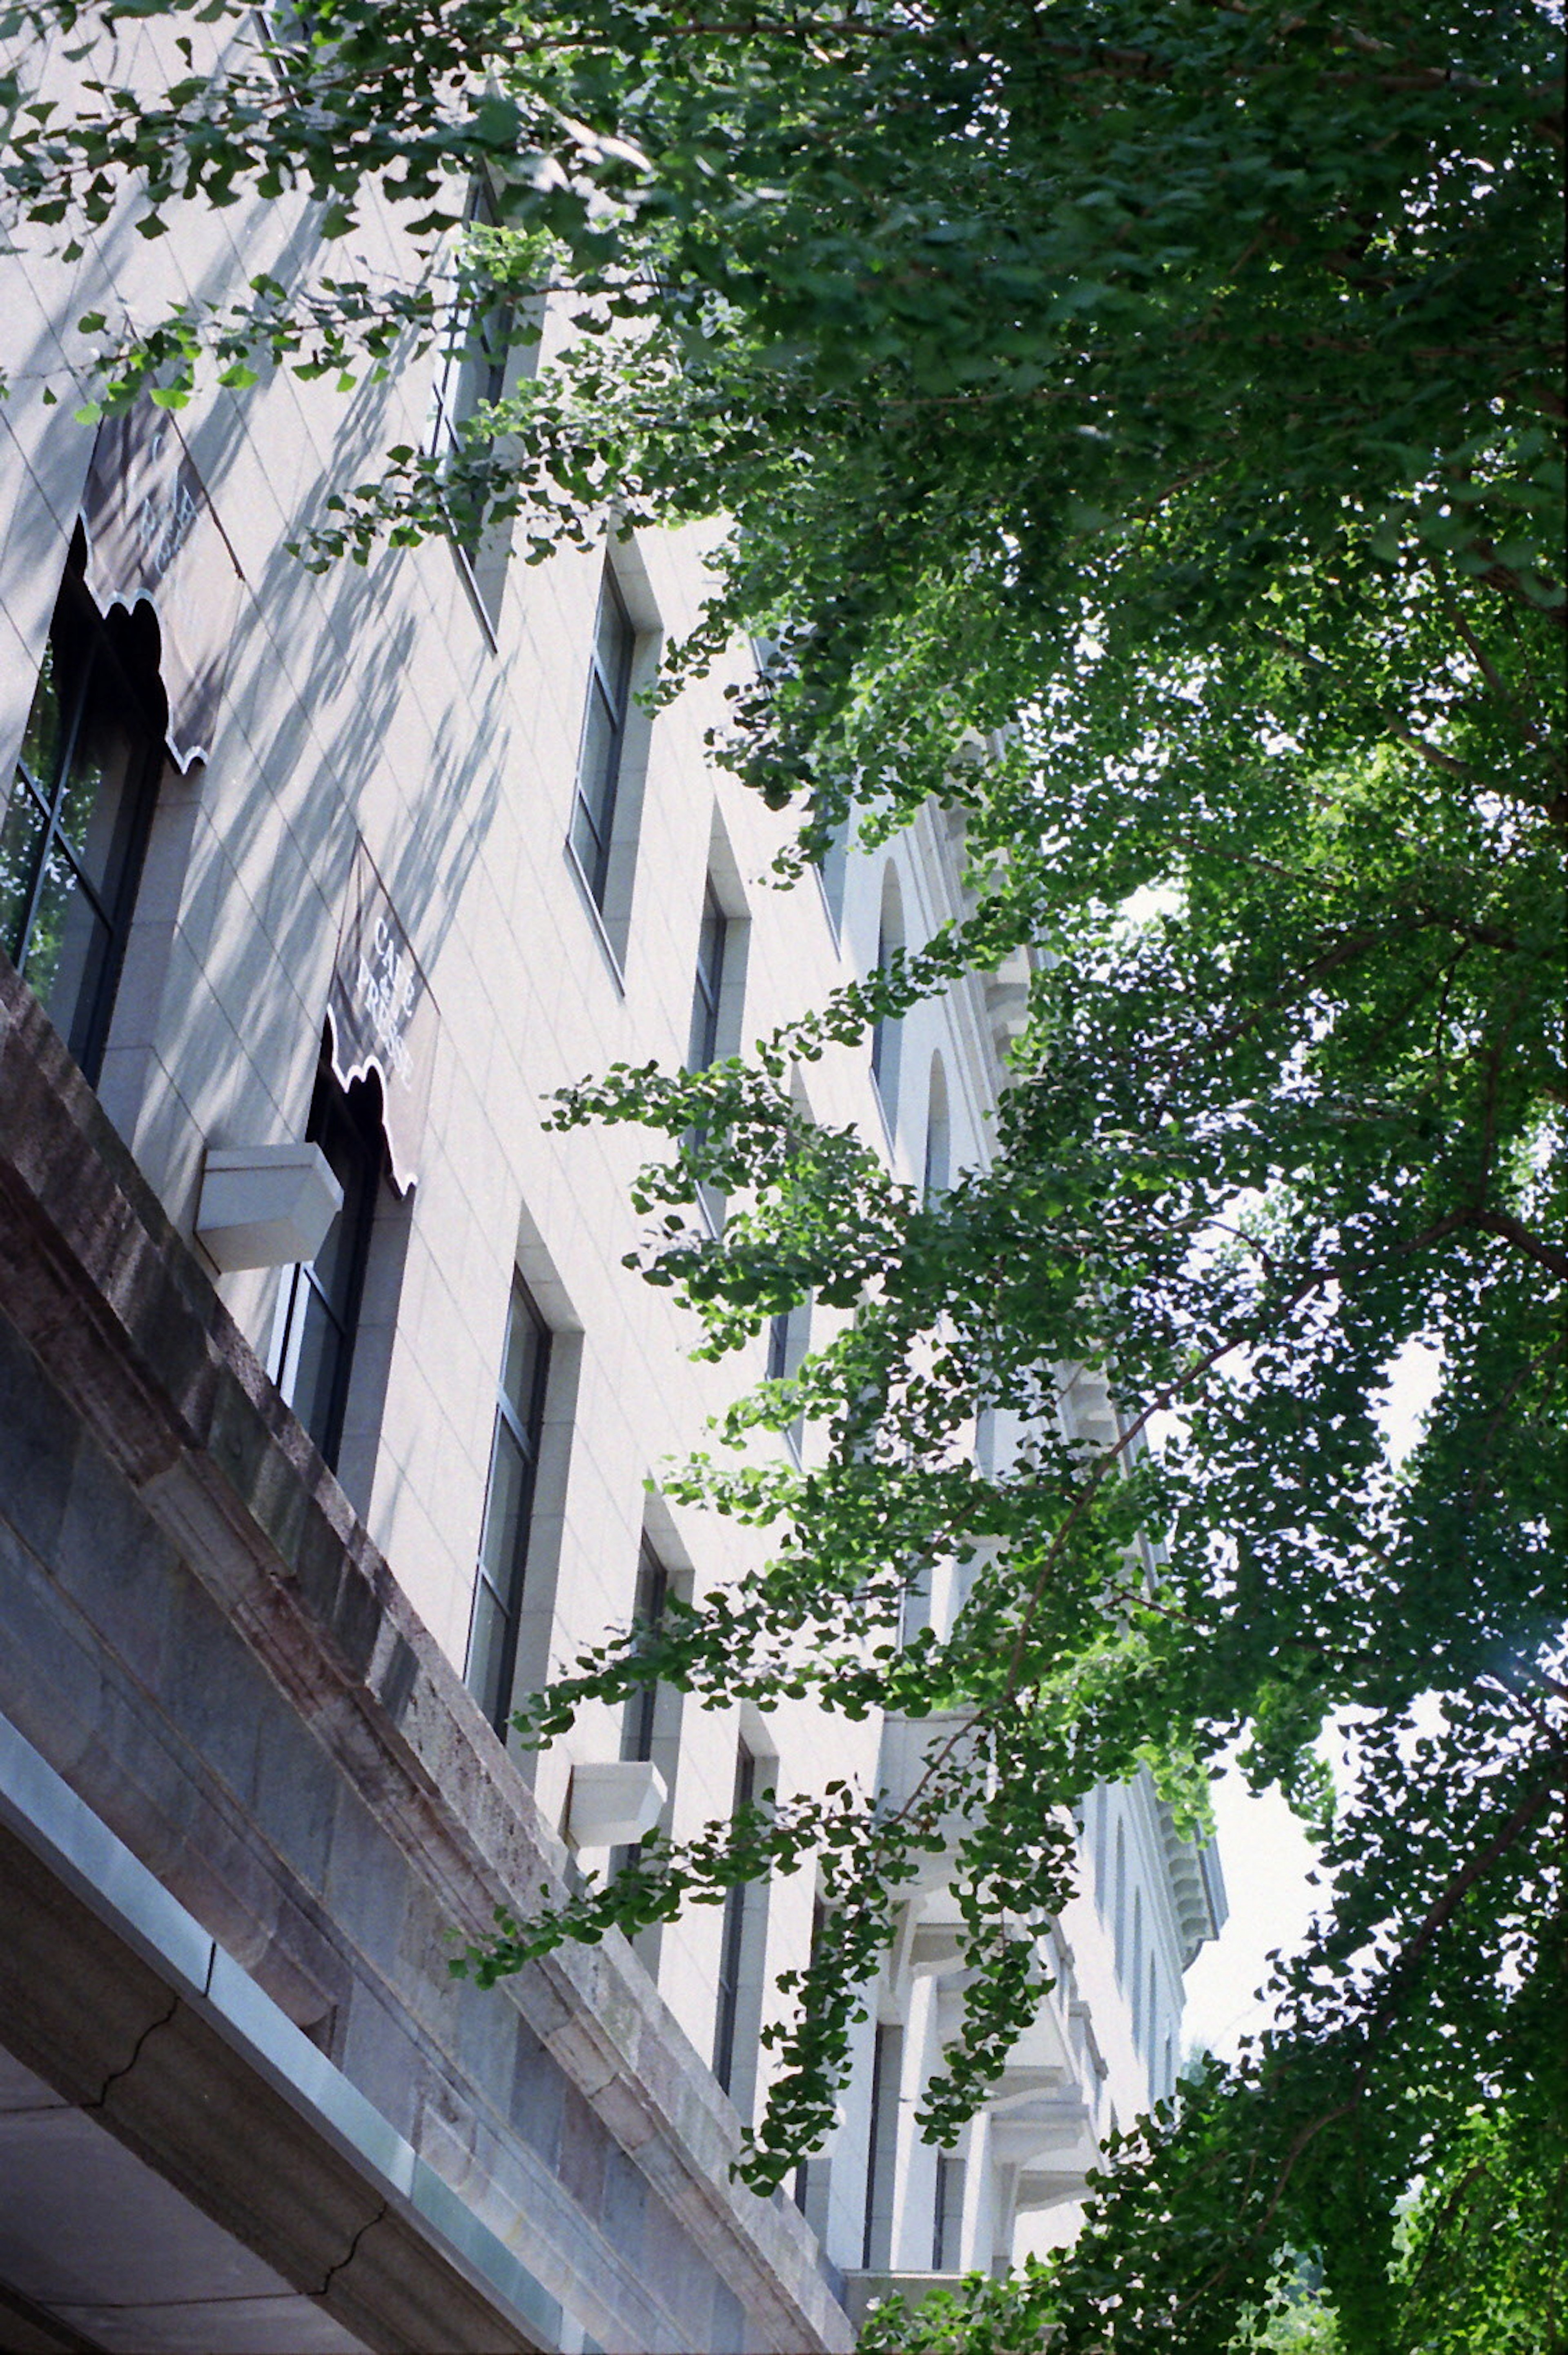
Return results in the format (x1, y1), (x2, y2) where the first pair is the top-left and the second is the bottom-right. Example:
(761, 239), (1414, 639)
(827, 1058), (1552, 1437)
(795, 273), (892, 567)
(869, 865), (904, 1130)
(922, 1053), (951, 1201)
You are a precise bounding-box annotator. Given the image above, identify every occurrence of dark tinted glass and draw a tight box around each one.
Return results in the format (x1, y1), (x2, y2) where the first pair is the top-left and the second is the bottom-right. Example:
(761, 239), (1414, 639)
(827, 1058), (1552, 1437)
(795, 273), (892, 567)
(3, 568), (162, 1083)
(570, 568), (635, 906)
(686, 882), (727, 1070)
(274, 1068), (383, 1470)
(465, 1278), (552, 1729)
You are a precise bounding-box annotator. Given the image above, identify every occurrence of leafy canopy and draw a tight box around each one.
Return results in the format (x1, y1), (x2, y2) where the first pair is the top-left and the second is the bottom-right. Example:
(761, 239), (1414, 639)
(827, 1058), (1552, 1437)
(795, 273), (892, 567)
(4, 1), (1564, 2346)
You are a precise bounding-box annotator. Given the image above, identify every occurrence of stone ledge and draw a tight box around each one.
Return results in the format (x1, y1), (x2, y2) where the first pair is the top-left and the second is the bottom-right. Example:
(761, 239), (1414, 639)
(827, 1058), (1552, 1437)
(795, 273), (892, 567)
(0, 1810), (532, 2352)
(0, 955), (852, 2354)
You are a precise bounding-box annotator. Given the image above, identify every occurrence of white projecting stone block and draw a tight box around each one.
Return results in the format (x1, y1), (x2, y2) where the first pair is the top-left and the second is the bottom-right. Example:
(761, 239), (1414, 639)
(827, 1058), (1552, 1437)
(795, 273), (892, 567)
(196, 1144), (344, 1272)
(565, 1761), (668, 1850)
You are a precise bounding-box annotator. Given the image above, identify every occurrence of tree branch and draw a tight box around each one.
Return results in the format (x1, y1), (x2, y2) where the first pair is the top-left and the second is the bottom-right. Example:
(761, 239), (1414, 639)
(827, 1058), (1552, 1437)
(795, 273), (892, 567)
(1404, 1205), (1568, 1283)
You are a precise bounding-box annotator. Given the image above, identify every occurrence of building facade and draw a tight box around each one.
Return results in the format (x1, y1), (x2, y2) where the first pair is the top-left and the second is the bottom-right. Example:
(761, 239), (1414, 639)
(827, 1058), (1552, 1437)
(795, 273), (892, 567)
(0, 15), (1223, 2349)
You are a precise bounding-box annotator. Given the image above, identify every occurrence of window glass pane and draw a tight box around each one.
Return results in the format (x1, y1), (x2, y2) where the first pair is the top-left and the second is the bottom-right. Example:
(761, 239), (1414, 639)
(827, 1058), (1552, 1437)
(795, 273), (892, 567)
(686, 989), (712, 1075)
(479, 1419), (529, 1589)
(16, 637), (64, 791)
(467, 1277), (552, 1728)
(687, 885), (726, 1070)
(934, 2154), (966, 2270)
(713, 1741), (755, 2091)
(569, 789), (604, 884)
(466, 1576), (510, 1727)
(0, 780), (48, 964)
(434, 182), (509, 442)
(575, 679), (618, 841)
(54, 674), (146, 900)
(6, 578), (164, 1086)
(499, 1285), (544, 1429)
(26, 833), (114, 1062)
(595, 577), (633, 699)
(311, 1110), (375, 1320)
(275, 1073), (382, 1471)
(622, 1543), (668, 1765)
(445, 300), (510, 432)
(286, 1278), (343, 1457)
(571, 570), (636, 911)
(698, 891), (725, 995)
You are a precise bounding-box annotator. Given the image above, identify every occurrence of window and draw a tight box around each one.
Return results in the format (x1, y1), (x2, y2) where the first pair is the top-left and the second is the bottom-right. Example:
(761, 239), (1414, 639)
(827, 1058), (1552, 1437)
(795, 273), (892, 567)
(465, 1276), (552, 1731)
(861, 2022), (904, 2270)
(272, 1060), (385, 1473)
(686, 879), (729, 1072)
(815, 813), (849, 942)
(792, 1901), (831, 2225)
(614, 1533), (685, 1963)
(687, 876), (735, 1230)
(767, 1297), (811, 1384)
(713, 1739), (757, 2099)
(621, 1538), (668, 1770)
(766, 1294), (812, 1462)
(1131, 1889), (1145, 2042)
(614, 1542), (668, 1875)
(922, 1054), (951, 1202)
(899, 1565), (931, 1649)
(2, 548), (164, 1085)
(569, 564), (635, 912)
(869, 867), (904, 1132)
(933, 2152), (965, 2271)
(430, 184), (512, 486)
(429, 177), (524, 619)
